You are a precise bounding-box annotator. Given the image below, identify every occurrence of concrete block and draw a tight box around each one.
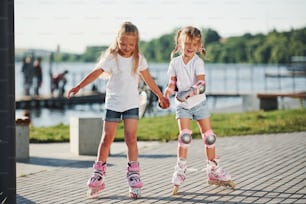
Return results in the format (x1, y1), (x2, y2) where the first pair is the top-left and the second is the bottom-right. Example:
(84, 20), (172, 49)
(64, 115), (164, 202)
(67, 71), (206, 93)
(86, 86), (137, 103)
(242, 94), (259, 112)
(16, 117), (30, 161)
(259, 97), (278, 111)
(70, 117), (103, 155)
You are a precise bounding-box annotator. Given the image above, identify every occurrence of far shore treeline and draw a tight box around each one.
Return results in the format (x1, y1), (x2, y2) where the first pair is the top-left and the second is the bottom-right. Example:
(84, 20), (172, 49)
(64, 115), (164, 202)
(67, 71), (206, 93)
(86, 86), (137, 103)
(16, 26), (306, 64)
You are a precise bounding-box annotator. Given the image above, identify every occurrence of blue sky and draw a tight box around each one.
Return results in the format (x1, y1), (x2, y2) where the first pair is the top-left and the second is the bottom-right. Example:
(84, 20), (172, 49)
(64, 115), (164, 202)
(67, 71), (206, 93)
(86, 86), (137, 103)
(15, 0), (306, 53)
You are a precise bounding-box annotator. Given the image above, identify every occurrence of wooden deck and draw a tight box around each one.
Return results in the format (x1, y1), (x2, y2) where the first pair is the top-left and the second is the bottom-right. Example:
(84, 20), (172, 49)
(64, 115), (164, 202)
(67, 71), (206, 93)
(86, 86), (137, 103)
(16, 91), (305, 111)
(15, 91), (247, 109)
(16, 91), (106, 109)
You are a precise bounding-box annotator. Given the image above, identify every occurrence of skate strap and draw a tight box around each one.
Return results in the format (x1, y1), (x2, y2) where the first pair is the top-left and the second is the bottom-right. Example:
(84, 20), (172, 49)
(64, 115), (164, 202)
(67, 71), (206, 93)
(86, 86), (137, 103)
(93, 170), (105, 178)
(128, 173), (141, 181)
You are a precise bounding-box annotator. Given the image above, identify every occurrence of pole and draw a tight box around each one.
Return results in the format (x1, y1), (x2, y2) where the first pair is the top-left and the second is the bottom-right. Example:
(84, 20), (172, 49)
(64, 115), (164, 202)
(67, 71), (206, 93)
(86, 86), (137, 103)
(0, 0), (16, 203)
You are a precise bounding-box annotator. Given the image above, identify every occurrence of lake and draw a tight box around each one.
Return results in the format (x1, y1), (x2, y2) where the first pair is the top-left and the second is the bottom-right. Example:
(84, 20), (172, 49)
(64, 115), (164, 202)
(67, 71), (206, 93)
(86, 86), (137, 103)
(15, 62), (306, 127)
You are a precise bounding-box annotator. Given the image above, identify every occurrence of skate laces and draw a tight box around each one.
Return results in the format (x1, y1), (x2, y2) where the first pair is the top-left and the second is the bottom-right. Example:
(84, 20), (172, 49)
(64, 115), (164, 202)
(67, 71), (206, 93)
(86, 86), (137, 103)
(127, 161), (143, 188)
(208, 160), (231, 179)
(90, 170), (104, 182)
(127, 161), (141, 172)
(174, 159), (187, 175)
(127, 161), (141, 179)
(91, 162), (106, 181)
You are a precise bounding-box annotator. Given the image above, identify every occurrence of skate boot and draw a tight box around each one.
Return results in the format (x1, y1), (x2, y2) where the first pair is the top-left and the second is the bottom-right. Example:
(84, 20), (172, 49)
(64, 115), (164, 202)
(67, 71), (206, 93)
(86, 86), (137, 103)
(207, 160), (236, 189)
(87, 161), (107, 198)
(171, 159), (187, 195)
(127, 161), (143, 199)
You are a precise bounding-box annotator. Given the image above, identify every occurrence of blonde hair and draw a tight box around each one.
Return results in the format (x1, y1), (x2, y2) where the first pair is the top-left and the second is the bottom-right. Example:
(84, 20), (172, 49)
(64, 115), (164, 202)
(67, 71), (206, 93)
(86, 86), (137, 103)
(170, 26), (206, 59)
(102, 21), (140, 74)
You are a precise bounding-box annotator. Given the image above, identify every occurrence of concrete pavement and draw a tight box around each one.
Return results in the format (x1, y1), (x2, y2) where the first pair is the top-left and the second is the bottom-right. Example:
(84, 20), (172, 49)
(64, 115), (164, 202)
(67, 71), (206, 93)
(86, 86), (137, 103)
(16, 132), (306, 203)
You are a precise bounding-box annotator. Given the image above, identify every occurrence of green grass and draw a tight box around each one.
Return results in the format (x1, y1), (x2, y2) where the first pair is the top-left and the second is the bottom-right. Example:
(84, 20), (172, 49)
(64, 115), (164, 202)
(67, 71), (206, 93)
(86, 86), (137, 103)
(29, 108), (306, 143)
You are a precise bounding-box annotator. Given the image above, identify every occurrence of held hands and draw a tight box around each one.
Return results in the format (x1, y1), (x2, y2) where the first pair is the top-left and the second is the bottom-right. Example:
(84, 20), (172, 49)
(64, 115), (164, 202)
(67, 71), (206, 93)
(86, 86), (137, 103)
(66, 85), (81, 99)
(158, 96), (170, 109)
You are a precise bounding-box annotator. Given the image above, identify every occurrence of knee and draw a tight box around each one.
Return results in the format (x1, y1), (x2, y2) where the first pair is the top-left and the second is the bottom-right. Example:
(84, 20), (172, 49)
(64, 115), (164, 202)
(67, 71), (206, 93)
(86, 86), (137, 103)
(124, 132), (137, 146)
(202, 129), (216, 148)
(178, 129), (192, 149)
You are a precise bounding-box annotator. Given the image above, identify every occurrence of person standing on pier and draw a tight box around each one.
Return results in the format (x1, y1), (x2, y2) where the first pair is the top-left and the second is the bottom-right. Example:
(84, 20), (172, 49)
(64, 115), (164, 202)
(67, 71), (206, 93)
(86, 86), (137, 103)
(21, 56), (34, 96)
(67, 21), (169, 199)
(163, 26), (235, 195)
(51, 70), (68, 97)
(33, 57), (43, 96)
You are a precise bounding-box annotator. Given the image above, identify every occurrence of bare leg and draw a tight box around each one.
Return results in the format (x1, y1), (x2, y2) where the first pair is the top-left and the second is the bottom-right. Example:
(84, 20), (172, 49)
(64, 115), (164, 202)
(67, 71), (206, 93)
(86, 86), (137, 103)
(97, 120), (118, 162)
(177, 118), (191, 160)
(123, 118), (139, 162)
(197, 118), (215, 160)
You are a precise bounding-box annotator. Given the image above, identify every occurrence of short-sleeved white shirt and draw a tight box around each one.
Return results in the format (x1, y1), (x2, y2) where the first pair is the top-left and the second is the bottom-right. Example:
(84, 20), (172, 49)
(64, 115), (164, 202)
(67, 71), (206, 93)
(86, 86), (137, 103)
(97, 53), (148, 112)
(168, 54), (206, 109)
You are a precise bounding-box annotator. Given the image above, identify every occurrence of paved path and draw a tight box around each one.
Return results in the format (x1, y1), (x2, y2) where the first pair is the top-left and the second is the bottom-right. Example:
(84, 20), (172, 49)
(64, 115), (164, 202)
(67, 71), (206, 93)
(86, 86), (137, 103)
(17, 132), (306, 203)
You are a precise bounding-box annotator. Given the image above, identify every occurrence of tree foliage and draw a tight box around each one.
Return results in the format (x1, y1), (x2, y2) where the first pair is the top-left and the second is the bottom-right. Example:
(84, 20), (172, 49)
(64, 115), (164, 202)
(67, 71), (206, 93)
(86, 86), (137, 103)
(141, 26), (306, 64)
(18, 27), (306, 64)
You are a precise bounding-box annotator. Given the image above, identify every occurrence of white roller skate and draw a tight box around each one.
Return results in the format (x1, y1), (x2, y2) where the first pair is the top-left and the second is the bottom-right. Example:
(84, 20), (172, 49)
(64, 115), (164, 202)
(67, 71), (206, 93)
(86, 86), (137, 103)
(207, 160), (236, 189)
(171, 159), (187, 195)
(127, 161), (143, 199)
(87, 161), (107, 198)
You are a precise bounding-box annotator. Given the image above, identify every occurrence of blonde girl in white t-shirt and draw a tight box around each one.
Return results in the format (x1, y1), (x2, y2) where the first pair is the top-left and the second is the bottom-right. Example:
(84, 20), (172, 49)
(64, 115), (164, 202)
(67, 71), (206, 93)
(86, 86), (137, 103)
(67, 22), (169, 199)
(164, 26), (235, 195)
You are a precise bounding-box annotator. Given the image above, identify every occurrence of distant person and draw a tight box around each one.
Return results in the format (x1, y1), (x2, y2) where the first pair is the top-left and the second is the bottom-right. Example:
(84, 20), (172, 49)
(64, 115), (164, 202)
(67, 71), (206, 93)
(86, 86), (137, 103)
(163, 26), (236, 195)
(67, 22), (169, 199)
(21, 56), (34, 96)
(51, 70), (68, 97)
(33, 57), (43, 96)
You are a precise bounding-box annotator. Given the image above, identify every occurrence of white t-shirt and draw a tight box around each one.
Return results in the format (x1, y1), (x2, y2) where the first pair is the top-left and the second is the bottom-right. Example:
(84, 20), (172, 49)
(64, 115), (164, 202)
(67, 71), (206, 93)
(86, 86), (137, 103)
(97, 53), (148, 112)
(168, 54), (206, 109)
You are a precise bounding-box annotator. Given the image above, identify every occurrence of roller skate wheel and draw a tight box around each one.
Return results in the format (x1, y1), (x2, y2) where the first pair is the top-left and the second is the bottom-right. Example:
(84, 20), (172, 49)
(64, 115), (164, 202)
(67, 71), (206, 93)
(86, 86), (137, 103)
(87, 184), (105, 198)
(227, 180), (236, 189)
(129, 188), (141, 199)
(87, 188), (99, 198)
(208, 180), (236, 189)
(172, 185), (179, 195)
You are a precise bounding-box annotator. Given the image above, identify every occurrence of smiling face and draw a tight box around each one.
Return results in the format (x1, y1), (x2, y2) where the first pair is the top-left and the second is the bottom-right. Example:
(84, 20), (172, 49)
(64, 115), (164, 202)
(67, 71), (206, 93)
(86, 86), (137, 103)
(180, 35), (201, 60)
(117, 34), (137, 57)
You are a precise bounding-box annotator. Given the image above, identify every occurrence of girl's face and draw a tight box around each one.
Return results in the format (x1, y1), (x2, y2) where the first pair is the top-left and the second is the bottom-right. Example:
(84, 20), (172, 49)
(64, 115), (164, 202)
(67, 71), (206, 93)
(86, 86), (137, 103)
(118, 34), (137, 57)
(181, 36), (201, 59)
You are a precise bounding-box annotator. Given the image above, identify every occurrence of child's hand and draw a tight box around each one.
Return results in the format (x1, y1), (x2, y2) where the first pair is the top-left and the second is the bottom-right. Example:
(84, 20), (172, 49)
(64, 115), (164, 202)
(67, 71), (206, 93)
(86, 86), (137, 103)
(158, 96), (170, 109)
(67, 85), (80, 99)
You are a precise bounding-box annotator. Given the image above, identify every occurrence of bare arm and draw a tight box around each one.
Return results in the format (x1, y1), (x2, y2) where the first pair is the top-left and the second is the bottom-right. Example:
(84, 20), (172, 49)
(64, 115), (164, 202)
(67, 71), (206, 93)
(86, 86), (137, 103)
(140, 69), (169, 109)
(67, 68), (103, 99)
(164, 76), (177, 98)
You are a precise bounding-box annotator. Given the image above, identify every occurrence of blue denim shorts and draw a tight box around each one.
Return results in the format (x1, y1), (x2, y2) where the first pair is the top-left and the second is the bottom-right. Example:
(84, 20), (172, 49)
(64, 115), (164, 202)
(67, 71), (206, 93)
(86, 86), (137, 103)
(176, 100), (211, 120)
(105, 108), (139, 122)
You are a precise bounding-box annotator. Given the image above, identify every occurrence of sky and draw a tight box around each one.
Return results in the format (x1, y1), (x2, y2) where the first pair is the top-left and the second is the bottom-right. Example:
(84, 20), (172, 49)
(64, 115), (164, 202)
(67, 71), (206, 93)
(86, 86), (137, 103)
(15, 0), (306, 53)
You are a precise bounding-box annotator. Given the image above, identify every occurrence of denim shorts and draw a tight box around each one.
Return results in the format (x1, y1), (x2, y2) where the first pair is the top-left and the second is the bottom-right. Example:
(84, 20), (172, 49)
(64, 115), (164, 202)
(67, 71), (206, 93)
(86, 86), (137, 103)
(105, 108), (139, 122)
(176, 100), (211, 120)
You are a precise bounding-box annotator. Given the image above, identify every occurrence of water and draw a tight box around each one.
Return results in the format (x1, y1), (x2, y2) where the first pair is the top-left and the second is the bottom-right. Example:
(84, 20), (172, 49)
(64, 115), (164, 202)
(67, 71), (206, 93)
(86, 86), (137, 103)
(15, 62), (306, 127)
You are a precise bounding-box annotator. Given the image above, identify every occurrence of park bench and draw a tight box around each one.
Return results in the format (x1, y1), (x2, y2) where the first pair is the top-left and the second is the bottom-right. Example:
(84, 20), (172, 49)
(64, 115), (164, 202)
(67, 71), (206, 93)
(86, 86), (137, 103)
(257, 92), (306, 111)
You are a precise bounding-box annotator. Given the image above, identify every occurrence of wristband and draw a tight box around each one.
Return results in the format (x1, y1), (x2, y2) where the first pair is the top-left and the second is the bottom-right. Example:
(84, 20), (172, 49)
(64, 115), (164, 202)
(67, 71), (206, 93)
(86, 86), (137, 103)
(169, 80), (176, 85)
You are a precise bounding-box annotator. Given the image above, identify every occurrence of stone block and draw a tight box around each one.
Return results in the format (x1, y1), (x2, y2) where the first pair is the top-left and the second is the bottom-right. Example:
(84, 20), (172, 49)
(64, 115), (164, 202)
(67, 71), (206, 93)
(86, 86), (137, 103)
(16, 117), (30, 161)
(70, 117), (103, 155)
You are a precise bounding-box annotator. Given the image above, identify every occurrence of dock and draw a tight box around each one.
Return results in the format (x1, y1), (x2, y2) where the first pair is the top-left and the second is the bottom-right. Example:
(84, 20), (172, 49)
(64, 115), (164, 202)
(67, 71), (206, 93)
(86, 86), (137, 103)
(16, 91), (106, 109)
(15, 91), (247, 110)
(16, 91), (306, 111)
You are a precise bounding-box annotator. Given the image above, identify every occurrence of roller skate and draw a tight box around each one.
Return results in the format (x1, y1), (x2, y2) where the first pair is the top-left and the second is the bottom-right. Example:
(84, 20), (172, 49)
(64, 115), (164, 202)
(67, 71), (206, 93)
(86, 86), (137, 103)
(171, 159), (187, 195)
(87, 161), (107, 198)
(127, 161), (143, 199)
(207, 160), (236, 189)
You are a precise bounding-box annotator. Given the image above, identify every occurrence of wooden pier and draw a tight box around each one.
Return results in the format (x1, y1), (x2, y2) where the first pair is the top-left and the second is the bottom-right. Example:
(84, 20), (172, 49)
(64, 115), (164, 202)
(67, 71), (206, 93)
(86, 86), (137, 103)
(16, 91), (306, 111)
(16, 91), (106, 109)
(15, 91), (246, 109)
